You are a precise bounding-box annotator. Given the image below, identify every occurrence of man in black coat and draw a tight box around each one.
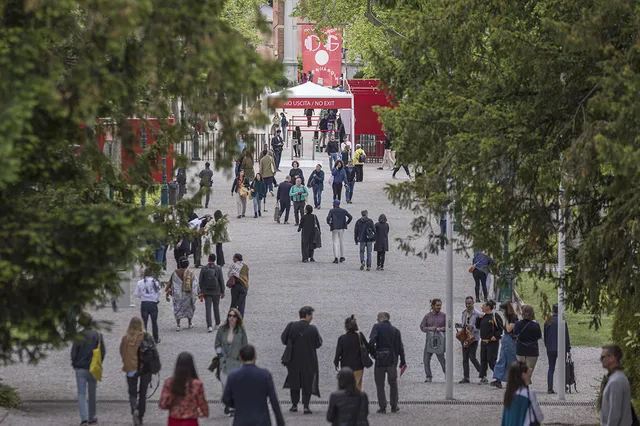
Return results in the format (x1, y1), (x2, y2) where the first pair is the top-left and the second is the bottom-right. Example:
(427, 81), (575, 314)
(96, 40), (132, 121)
(281, 306), (322, 414)
(271, 130), (284, 172)
(318, 114), (329, 148)
(326, 200), (353, 264)
(369, 311), (406, 414)
(223, 345), (285, 426)
(354, 210), (376, 271)
(198, 254), (225, 332)
(276, 175), (293, 224)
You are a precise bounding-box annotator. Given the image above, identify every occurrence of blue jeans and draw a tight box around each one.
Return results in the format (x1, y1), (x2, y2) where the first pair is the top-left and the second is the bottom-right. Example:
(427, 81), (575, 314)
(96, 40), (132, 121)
(346, 181), (355, 202)
(359, 242), (372, 266)
(329, 153), (338, 170)
(75, 368), (97, 422)
(274, 151), (282, 170)
(313, 186), (323, 208)
(153, 247), (165, 265)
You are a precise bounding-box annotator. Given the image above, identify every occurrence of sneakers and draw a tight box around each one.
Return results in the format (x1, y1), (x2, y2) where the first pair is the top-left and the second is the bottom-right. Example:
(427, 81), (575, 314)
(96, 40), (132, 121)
(490, 380), (502, 388)
(547, 389), (556, 394)
(459, 378), (470, 384)
(303, 407), (312, 415)
(360, 262), (365, 270)
(176, 325), (181, 332)
(310, 258), (315, 262)
(479, 377), (488, 384)
(376, 408), (387, 414)
(289, 406), (298, 412)
(366, 265), (371, 271)
(333, 258), (339, 264)
(88, 420), (98, 425)
(277, 218), (281, 224)
(208, 327), (213, 333)
(188, 322), (193, 329)
(339, 257), (345, 263)
(376, 266), (381, 270)
(133, 410), (141, 426)
(391, 407), (400, 413)
(302, 259), (308, 263)
(380, 267), (384, 271)
(80, 422), (89, 426)
(424, 377), (432, 383)
(254, 213), (257, 218)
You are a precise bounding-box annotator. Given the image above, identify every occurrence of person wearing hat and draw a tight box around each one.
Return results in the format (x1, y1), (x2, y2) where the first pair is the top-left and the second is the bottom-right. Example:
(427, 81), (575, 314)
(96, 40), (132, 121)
(326, 199), (353, 264)
(353, 144), (366, 182)
(308, 164), (325, 209)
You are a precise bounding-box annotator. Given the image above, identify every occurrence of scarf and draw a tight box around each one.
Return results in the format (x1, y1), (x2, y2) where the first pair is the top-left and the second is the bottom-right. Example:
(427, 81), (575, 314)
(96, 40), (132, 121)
(228, 262), (249, 291)
(182, 269), (194, 293)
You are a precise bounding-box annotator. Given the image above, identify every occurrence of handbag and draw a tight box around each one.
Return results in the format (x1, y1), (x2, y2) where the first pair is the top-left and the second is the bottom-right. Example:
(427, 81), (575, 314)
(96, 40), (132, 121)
(239, 186), (248, 198)
(328, 174), (334, 185)
(281, 323), (293, 366)
(468, 263), (477, 273)
(526, 386), (541, 426)
(456, 327), (474, 346)
(89, 334), (103, 381)
(359, 333), (373, 369)
(274, 203), (280, 221)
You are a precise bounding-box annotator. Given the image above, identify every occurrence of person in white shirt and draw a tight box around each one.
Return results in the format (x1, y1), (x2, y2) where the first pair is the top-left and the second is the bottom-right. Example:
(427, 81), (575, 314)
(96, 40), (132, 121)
(134, 268), (161, 343)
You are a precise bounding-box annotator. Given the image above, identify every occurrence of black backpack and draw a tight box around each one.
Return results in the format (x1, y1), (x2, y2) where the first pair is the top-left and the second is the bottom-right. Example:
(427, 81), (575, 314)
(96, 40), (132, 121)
(138, 334), (161, 374)
(565, 357), (577, 393)
(201, 265), (219, 294)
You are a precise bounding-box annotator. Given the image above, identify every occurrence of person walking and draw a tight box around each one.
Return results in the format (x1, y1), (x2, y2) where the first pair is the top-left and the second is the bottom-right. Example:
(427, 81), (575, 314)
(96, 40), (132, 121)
(215, 308), (249, 416)
(176, 167), (187, 200)
(334, 315), (372, 391)
(493, 301), (518, 386)
(319, 115), (329, 150)
(544, 303), (571, 394)
(166, 256), (199, 332)
(241, 149), (255, 181)
(369, 312), (405, 414)
(305, 108), (314, 127)
(341, 144), (351, 164)
(330, 160), (347, 201)
(250, 173), (267, 218)
(280, 113), (288, 144)
(259, 150), (277, 196)
(298, 205), (321, 262)
(288, 161), (305, 185)
(271, 130), (284, 172)
(476, 300), (503, 387)
(198, 254), (225, 333)
(374, 214), (389, 271)
(71, 312), (105, 426)
(159, 352), (209, 425)
(281, 306), (323, 415)
(598, 344), (634, 426)
(354, 210), (375, 271)
(276, 175), (293, 224)
(289, 177), (309, 226)
(335, 113), (346, 143)
(455, 297), (482, 383)
(227, 254), (249, 317)
(134, 268), (161, 344)
(222, 345), (285, 426)
(326, 368), (370, 426)
(380, 133), (394, 170)
(202, 210), (229, 267)
(326, 134), (339, 169)
(327, 199), (353, 264)
(420, 299), (446, 382)
(353, 144), (366, 182)
(501, 361), (544, 426)
(120, 317), (152, 426)
(471, 250), (494, 302)
(308, 164), (324, 209)
(391, 160), (411, 179)
(231, 170), (250, 219)
(198, 162), (214, 208)
(345, 160), (357, 204)
(513, 305), (542, 377)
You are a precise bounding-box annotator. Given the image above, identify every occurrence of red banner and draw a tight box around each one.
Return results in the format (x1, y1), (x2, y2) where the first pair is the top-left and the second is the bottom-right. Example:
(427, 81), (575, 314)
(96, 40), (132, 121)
(301, 26), (342, 87)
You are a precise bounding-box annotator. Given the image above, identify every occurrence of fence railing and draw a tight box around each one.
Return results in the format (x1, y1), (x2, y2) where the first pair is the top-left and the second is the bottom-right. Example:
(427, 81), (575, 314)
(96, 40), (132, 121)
(177, 132), (268, 164)
(357, 134), (385, 161)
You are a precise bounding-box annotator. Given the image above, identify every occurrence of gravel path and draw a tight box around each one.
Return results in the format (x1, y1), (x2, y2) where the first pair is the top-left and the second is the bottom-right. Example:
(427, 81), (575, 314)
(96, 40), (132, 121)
(0, 145), (605, 425)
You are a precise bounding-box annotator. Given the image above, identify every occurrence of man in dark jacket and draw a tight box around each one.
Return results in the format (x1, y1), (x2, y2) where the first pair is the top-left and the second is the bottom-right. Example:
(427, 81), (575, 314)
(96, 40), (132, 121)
(326, 200), (353, 264)
(71, 312), (106, 426)
(271, 130), (284, 172)
(223, 345), (285, 426)
(276, 175), (293, 224)
(199, 253), (225, 333)
(318, 114), (329, 149)
(369, 312), (405, 414)
(326, 134), (340, 170)
(199, 162), (214, 208)
(176, 167), (187, 200)
(544, 304), (571, 394)
(354, 210), (375, 271)
(281, 306), (323, 414)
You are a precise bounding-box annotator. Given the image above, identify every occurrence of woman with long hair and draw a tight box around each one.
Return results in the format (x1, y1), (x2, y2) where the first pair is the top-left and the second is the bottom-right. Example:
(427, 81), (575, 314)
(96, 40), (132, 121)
(166, 256), (199, 332)
(120, 317), (152, 426)
(513, 305), (542, 377)
(326, 367), (369, 426)
(298, 205), (321, 263)
(250, 173), (266, 218)
(493, 301), (518, 386)
(333, 316), (372, 391)
(501, 361), (544, 426)
(159, 352), (209, 425)
(331, 160), (347, 201)
(241, 149), (255, 181)
(214, 308), (248, 416)
(231, 170), (250, 219)
(476, 300), (503, 387)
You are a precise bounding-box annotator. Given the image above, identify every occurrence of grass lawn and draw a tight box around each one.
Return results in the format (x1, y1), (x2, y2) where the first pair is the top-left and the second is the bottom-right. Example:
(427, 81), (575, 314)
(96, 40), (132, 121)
(515, 275), (613, 347)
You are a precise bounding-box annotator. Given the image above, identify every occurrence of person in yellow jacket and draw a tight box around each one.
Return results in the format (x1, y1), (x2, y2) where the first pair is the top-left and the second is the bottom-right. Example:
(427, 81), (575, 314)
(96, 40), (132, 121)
(353, 144), (366, 182)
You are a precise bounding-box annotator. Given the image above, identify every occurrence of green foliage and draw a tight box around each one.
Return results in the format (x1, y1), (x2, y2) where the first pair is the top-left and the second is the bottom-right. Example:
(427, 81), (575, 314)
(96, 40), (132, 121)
(0, 379), (20, 409)
(0, 0), (281, 364)
(222, 0), (270, 48)
(612, 302), (640, 409)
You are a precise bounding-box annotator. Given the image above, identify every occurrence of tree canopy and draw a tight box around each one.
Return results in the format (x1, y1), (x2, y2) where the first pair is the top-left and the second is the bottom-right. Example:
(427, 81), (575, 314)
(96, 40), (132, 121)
(0, 0), (280, 364)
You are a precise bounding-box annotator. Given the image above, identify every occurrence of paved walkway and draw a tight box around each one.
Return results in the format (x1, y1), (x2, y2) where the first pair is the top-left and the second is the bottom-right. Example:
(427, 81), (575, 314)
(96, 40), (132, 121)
(0, 143), (603, 425)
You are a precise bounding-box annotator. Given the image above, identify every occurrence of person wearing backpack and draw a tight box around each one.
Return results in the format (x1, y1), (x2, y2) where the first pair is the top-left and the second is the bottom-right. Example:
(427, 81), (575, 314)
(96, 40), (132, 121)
(134, 268), (161, 344)
(198, 254), (225, 333)
(354, 210), (375, 271)
(353, 144), (366, 182)
(120, 317), (155, 426)
(71, 312), (106, 426)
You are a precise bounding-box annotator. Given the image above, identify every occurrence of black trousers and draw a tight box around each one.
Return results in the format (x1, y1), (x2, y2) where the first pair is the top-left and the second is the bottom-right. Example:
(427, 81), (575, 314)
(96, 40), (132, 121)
(377, 251), (386, 268)
(355, 164), (364, 182)
(480, 341), (499, 379)
(204, 295), (221, 328)
(332, 183), (343, 200)
(140, 301), (159, 342)
(230, 285), (247, 318)
(392, 165), (410, 177)
(462, 341), (482, 379)
(192, 238), (202, 267)
(216, 243), (225, 267)
(374, 365), (398, 410)
(279, 200), (291, 222)
(293, 201), (305, 225)
(301, 239), (315, 261)
(473, 269), (488, 300)
(290, 389), (311, 408)
(127, 373), (151, 419)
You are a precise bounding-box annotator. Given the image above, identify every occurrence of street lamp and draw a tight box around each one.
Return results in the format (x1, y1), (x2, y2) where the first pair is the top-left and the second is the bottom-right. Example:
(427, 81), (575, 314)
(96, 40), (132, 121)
(161, 131), (168, 206)
(141, 122), (147, 207)
(180, 100), (185, 156)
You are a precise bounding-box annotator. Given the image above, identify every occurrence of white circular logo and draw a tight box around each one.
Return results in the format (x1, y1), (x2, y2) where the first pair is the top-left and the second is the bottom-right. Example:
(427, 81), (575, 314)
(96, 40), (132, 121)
(315, 50), (329, 66)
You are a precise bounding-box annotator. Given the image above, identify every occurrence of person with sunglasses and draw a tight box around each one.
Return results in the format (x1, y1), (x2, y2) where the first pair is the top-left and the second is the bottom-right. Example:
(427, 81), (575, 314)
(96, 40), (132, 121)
(214, 308), (248, 417)
(501, 361), (544, 426)
(598, 344), (634, 426)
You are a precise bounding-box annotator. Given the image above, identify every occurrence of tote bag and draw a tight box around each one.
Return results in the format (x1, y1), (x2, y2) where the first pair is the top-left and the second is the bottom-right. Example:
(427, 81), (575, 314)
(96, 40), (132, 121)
(89, 334), (103, 381)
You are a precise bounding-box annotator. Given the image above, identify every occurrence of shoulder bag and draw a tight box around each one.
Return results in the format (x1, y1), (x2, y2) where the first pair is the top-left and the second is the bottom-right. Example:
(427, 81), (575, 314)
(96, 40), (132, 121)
(89, 333), (103, 381)
(374, 329), (395, 368)
(468, 263), (477, 273)
(526, 386), (541, 426)
(359, 333), (373, 369)
(281, 322), (293, 366)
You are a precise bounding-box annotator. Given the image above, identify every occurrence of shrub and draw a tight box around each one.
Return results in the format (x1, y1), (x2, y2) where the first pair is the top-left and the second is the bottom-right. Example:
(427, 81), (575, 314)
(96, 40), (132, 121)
(0, 380), (20, 409)
(612, 299), (640, 411)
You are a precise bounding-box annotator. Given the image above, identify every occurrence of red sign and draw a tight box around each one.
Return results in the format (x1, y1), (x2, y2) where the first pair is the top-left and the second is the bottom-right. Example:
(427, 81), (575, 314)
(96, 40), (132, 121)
(273, 97), (352, 109)
(301, 26), (342, 87)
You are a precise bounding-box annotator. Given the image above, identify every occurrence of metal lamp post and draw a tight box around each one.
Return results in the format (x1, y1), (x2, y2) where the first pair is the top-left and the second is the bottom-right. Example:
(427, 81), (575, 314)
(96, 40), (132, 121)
(445, 178), (454, 400)
(161, 132), (168, 206)
(140, 122), (147, 207)
(192, 113), (200, 161)
(180, 100), (185, 156)
(108, 120), (115, 200)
